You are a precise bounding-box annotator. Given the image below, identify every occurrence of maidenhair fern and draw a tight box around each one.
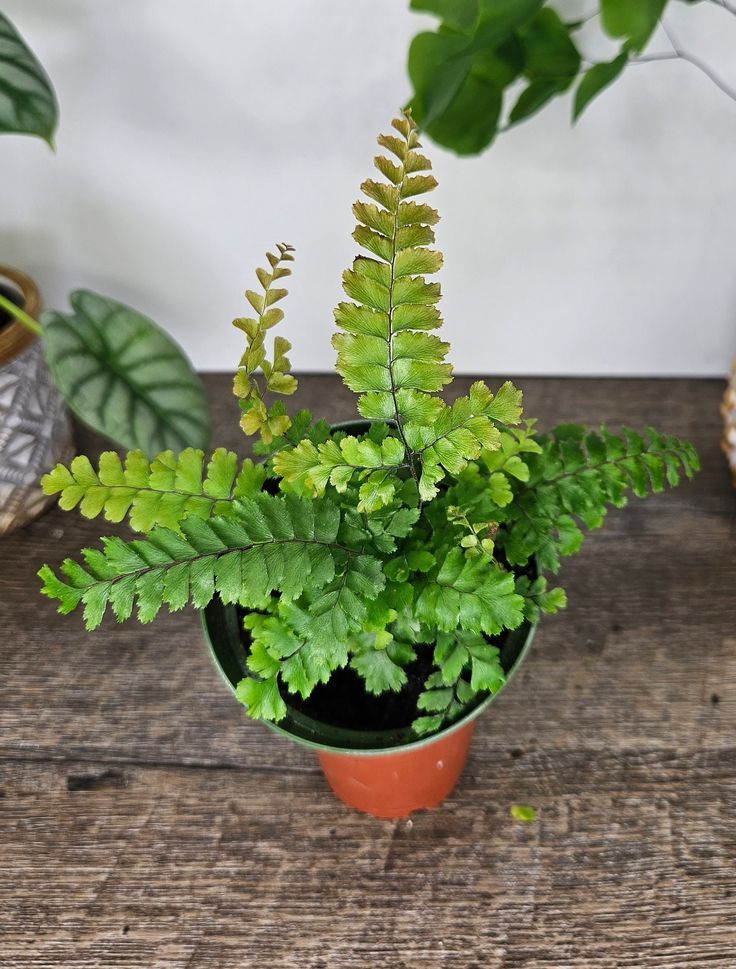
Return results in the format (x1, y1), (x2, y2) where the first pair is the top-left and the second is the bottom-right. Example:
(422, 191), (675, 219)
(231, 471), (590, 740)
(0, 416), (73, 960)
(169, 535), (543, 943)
(39, 112), (700, 739)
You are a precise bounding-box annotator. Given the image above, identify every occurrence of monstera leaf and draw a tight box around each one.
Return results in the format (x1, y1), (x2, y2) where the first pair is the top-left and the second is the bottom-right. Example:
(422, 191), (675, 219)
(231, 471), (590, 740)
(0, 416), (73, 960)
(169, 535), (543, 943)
(0, 11), (58, 142)
(41, 290), (210, 456)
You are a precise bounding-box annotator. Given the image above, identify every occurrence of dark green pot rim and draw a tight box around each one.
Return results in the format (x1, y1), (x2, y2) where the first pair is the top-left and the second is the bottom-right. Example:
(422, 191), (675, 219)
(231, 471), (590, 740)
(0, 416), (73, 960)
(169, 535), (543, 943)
(201, 417), (537, 755)
(202, 603), (536, 756)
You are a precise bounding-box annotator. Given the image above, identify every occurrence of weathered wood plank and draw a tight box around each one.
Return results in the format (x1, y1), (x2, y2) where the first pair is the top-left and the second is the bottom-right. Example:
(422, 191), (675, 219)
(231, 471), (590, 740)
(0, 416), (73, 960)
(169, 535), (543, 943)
(1, 375), (734, 967)
(2, 748), (734, 968)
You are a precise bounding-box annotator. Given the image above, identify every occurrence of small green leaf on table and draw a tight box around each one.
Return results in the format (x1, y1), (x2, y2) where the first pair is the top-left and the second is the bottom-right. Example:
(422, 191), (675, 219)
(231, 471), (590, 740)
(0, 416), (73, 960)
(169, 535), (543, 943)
(510, 803), (538, 822)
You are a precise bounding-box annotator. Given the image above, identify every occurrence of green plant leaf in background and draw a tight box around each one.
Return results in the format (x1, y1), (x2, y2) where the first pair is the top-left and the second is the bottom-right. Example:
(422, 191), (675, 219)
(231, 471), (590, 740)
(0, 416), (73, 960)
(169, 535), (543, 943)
(600, 0), (666, 53)
(406, 0), (736, 155)
(409, 0), (585, 154)
(468, 0), (545, 53)
(0, 11), (58, 143)
(410, 0), (479, 33)
(408, 30), (510, 155)
(508, 7), (581, 126)
(41, 291), (210, 456)
(408, 0), (541, 154)
(573, 52), (628, 121)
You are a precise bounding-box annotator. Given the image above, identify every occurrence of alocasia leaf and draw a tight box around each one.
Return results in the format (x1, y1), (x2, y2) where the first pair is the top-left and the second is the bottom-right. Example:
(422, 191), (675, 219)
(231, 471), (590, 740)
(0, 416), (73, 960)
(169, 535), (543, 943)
(0, 12), (58, 142)
(41, 290), (210, 455)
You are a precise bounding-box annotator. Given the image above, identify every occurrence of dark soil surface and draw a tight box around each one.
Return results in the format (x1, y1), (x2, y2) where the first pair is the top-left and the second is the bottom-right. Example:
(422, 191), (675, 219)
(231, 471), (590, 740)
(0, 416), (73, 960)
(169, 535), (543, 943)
(236, 605), (509, 732)
(288, 647), (437, 731)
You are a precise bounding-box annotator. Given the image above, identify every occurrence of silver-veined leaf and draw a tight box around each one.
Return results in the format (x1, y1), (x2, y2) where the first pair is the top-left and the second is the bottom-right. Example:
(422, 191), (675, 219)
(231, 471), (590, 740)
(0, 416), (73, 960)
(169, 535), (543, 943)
(0, 12), (58, 142)
(41, 290), (210, 455)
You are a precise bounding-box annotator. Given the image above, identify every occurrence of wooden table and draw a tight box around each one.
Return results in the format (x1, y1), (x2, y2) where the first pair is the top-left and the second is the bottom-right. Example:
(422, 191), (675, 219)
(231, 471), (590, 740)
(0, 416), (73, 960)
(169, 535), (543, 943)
(1, 375), (734, 968)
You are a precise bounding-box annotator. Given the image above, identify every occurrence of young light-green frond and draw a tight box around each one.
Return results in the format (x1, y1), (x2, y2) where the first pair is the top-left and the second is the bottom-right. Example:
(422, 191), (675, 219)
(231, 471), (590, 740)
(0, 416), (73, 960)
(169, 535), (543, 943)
(273, 433), (408, 511)
(327, 113), (525, 503)
(40, 449), (267, 533)
(233, 243), (298, 445)
(333, 112), (451, 435)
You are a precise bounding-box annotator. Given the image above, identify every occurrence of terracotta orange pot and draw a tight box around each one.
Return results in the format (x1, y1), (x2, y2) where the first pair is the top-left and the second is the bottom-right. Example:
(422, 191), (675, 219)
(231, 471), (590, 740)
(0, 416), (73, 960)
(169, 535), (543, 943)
(317, 719), (476, 819)
(202, 597), (535, 819)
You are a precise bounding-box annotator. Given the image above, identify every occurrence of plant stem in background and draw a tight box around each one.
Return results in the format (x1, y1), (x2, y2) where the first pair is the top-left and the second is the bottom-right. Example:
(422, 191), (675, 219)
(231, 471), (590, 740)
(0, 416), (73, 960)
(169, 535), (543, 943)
(709, 0), (736, 18)
(0, 291), (42, 336)
(658, 18), (736, 105)
(630, 47), (736, 103)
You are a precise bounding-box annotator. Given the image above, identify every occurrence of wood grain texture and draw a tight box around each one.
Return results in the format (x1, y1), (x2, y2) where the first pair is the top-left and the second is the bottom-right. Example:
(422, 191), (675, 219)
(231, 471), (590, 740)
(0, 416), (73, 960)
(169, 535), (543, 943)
(1, 374), (734, 968)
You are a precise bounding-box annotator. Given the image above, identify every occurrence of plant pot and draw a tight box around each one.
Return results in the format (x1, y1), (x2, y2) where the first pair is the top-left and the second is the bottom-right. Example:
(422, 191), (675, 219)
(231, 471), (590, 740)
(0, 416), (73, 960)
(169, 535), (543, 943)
(202, 418), (536, 817)
(0, 266), (74, 536)
(202, 599), (535, 819)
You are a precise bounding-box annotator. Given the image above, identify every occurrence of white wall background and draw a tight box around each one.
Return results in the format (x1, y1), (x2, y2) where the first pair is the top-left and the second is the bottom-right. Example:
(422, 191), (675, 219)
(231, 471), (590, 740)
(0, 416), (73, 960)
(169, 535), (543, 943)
(3, 0), (736, 375)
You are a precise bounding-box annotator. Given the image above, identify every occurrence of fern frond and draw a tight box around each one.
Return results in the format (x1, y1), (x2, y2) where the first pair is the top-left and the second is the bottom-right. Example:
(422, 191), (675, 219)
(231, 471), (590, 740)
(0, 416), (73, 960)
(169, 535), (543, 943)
(334, 112), (451, 436)
(38, 494), (349, 629)
(273, 433), (408, 511)
(235, 608), (351, 721)
(234, 553), (387, 720)
(233, 243), (298, 445)
(251, 408), (331, 460)
(412, 673), (475, 737)
(415, 548), (525, 635)
(328, 114), (526, 503)
(411, 626), (507, 736)
(480, 420), (543, 508)
(436, 631), (505, 692)
(41, 449), (267, 533)
(349, 638), (414, 696)
(244, 610), (350, 701)
(501, 425), (700, 572)
(404, 380), (524, 500)
(515, 575), (567, 623)
(252, 555), (385, 677)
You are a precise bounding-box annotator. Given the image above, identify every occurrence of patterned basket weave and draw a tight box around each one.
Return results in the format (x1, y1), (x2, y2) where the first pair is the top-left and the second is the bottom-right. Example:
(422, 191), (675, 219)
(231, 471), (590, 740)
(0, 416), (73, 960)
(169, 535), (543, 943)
(722, 360), (736, 487)
(0, 268), (74, 536)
